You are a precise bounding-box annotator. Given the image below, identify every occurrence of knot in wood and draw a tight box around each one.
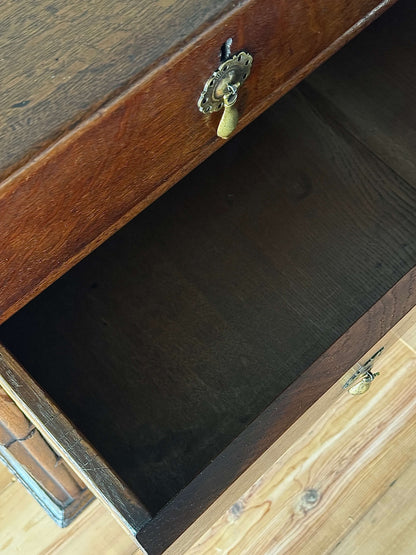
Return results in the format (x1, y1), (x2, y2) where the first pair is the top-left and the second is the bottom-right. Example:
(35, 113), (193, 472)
(229, 500), (244, 521)
(297, 488), (320, 514)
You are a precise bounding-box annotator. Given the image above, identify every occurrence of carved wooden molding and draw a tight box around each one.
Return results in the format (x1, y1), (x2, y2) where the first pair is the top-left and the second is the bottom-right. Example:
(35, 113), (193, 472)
(0, 387), (93, 527)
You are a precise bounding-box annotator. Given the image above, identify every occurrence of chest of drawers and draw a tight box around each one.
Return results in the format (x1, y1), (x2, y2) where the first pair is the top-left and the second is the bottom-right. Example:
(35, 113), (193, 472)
(0, 1), (415, 553)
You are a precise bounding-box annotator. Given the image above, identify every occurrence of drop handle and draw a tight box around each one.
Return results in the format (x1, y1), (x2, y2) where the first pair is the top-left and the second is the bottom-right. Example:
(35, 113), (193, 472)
(198, 51), (253, 139)
(217, 84), (239, 139)
(343, 347), (383, 395)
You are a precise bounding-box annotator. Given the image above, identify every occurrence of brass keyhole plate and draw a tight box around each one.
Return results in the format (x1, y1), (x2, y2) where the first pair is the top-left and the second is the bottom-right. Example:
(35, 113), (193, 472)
(198, 51), (253, 114)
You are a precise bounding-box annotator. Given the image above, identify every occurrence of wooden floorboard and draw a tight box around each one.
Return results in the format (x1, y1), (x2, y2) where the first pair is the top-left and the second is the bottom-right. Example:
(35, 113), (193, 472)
(0, 467), (138, 555)
(0, 464), (13, 496)
(332, 459), (416, 555)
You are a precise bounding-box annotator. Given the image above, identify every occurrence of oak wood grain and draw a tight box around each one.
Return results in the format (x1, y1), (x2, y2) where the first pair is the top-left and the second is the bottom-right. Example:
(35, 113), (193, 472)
(0, 0), (396, 324)
(305, 0), (416, 187)
(0, 0), (233, 179)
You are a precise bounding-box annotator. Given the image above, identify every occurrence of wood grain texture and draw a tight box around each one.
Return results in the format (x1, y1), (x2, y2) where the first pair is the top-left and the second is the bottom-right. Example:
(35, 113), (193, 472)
(0, 0), (396, 324)
(5, 429), (86, 502)
(0, 441), (93, 528)
(305, 0), (416, 187)
(0, 0), (233, 178)
(0, 464), (13, 495)
(401, 324), (416, 352)
(0, 465), (138, 555)
(0, 387), (32, 443)
(142, 301), (416, 554)
(1, 3), (416, 544)
(2, 61), (416, 520)
(332, 462), (416, 555)
(185, 340), (416, 555)
(3, 327), (416, 553)
(0, 3), (414, 549)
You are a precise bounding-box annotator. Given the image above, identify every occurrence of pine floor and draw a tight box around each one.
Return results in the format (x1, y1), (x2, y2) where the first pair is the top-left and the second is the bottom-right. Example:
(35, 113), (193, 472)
(0, 467), (138, 554)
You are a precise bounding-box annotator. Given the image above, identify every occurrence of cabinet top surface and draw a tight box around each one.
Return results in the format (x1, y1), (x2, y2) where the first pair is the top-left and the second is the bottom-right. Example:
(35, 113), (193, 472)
(0, 0), (232, 180)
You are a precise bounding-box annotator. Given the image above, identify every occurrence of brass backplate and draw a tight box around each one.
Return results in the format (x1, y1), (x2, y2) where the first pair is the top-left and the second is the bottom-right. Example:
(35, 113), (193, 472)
(198, 51), (253, 114)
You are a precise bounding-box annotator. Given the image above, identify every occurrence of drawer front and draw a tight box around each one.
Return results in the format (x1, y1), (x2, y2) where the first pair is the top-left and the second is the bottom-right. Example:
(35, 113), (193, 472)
(0, 0), (396, 324)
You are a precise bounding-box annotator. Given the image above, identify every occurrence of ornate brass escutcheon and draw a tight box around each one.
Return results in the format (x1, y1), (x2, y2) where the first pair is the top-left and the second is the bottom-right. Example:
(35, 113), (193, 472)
(197, 51), (253, 139)
(348, 369), (380, 395)
(343, 347), (383, 395)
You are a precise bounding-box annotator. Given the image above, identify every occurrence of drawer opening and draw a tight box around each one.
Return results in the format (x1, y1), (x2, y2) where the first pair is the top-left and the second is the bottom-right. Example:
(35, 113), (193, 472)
(0, 0), (415, 541)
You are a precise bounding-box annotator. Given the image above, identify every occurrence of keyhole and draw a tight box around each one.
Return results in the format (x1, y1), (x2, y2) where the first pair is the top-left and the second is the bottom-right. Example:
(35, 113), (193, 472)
(220, 38), (233, 61)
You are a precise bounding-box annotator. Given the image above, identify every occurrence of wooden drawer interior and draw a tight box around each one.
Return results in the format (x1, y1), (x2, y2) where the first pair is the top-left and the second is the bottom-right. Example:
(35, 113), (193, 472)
(0, 1), (415, 551)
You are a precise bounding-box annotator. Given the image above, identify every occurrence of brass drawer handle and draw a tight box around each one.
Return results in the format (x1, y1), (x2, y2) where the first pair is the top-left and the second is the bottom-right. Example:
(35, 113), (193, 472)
(348, 369), (380, 395)
(344, 347), (383, 395)
(198, 51), (253, 139)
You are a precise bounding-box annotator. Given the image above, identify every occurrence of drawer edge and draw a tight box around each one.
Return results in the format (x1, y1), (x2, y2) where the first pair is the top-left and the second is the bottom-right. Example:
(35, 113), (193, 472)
(0, 347), (151, 538)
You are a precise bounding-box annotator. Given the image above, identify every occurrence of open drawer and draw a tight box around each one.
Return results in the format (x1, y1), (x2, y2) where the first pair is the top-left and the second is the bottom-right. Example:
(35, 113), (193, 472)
(0, 2), (415, 553)
(0, 0), (397, 324)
